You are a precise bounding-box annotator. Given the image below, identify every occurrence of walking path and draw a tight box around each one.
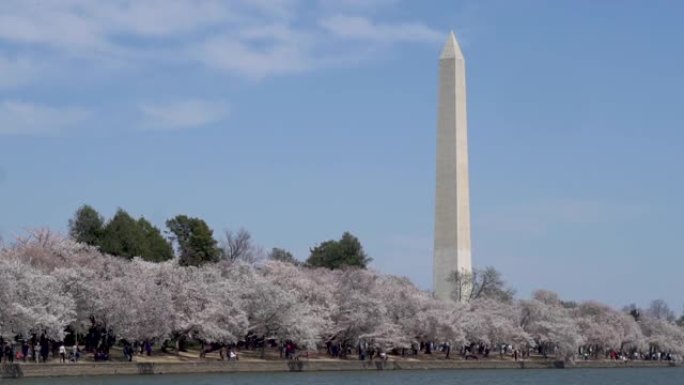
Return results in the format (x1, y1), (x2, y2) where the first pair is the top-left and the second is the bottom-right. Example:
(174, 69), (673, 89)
(1, 357), (677, 379)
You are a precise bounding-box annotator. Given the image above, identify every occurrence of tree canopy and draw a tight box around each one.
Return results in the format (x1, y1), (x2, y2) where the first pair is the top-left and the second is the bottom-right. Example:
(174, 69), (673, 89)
(68, 206), (173, 262)
(166, 215), (220, 266)
(5, 231), (684, 362)
(68, 204), (104, 246)
(137, 217), (175, 262)
(100, 209), (174, 262)
(99, 209), (146, 258)
(306, 232), (371, 269)
(268, 247), (299, 265)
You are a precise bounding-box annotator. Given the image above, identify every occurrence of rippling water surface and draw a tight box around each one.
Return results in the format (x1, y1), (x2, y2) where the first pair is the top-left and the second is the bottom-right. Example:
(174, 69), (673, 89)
(13, 368), (683, 385)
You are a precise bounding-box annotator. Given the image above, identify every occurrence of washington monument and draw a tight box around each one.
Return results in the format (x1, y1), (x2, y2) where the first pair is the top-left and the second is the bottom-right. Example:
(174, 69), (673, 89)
(433, 31), (472, 301)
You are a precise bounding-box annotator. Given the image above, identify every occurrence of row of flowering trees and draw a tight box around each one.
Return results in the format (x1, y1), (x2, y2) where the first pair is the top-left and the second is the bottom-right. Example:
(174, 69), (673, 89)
(1, 230), (683, 361)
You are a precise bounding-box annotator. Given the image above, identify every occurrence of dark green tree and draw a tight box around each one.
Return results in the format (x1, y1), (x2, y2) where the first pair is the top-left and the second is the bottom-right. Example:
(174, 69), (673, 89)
(137, 217), (174, 262)
(96, 209), (173, 262)
(624, 304), (641, 321)
(68, 204), (104, 246)
(166, 215), (220, 266)
(268, 247), (299, 265)
(306, 232), (371, 269)
(100, 209), (146, 259)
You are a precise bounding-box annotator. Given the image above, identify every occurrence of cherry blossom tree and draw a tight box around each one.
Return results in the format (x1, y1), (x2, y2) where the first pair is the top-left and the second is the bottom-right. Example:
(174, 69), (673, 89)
(2, 229), (684, 362)
(0, 257), (75, 340)
(572, 301), (643, 357)
(519, 290), (583, 361)
(170, 263), (248, 345)
(246, 268), (320, 352)
(464, 298), (531, 350)
(639, 315), (684, 355)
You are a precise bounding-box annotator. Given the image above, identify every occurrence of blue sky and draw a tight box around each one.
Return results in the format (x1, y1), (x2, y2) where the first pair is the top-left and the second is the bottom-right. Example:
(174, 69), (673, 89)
(1, 0), (682, 310)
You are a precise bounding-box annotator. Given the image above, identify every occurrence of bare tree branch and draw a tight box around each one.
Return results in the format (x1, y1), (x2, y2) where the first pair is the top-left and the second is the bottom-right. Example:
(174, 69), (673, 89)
(222, 228), (263, 263)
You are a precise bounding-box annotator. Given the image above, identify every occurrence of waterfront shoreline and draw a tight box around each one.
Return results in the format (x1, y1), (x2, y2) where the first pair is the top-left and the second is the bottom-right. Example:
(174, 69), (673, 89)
(0, 359), (677, 379)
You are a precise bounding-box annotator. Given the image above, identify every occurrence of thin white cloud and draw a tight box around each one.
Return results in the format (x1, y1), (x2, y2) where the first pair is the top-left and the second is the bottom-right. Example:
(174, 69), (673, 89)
(0, 4), (107, 51)
(139, 99), (230, 130)
(0, 0), (229, 45)
(0, 0), (443, 81)
(92, 0), (233, 37)
(320, 15), (442, 43)
(317, 0), (401, 12)
(197, 28), (315, 79)
(0, 100), (89, 135)
(240, 0), (300, 19)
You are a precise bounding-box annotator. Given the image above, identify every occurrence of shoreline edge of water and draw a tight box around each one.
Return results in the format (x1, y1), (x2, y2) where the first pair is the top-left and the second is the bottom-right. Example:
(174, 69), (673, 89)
(0, 359), (678, 379)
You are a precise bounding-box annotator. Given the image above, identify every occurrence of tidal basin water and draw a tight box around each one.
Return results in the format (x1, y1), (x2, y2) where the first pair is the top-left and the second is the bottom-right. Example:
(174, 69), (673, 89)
(11, 368), (683, 385)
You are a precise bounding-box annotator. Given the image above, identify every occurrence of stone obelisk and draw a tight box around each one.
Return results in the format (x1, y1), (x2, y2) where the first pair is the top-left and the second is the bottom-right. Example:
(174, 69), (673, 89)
(433, 31), (472, 301)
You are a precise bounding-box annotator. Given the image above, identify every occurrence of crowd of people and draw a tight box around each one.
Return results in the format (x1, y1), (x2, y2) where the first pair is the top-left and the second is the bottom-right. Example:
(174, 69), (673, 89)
(0, 339), (81, 364)
(0, 334), (680, 365)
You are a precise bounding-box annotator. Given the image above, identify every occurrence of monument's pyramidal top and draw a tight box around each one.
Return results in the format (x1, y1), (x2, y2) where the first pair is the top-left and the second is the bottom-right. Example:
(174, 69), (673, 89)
(439, 31), (464, 60)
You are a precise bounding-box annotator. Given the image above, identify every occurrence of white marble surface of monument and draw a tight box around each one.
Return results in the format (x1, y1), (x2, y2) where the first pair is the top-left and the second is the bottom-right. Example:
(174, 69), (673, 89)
(433, 31), (472, 301)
